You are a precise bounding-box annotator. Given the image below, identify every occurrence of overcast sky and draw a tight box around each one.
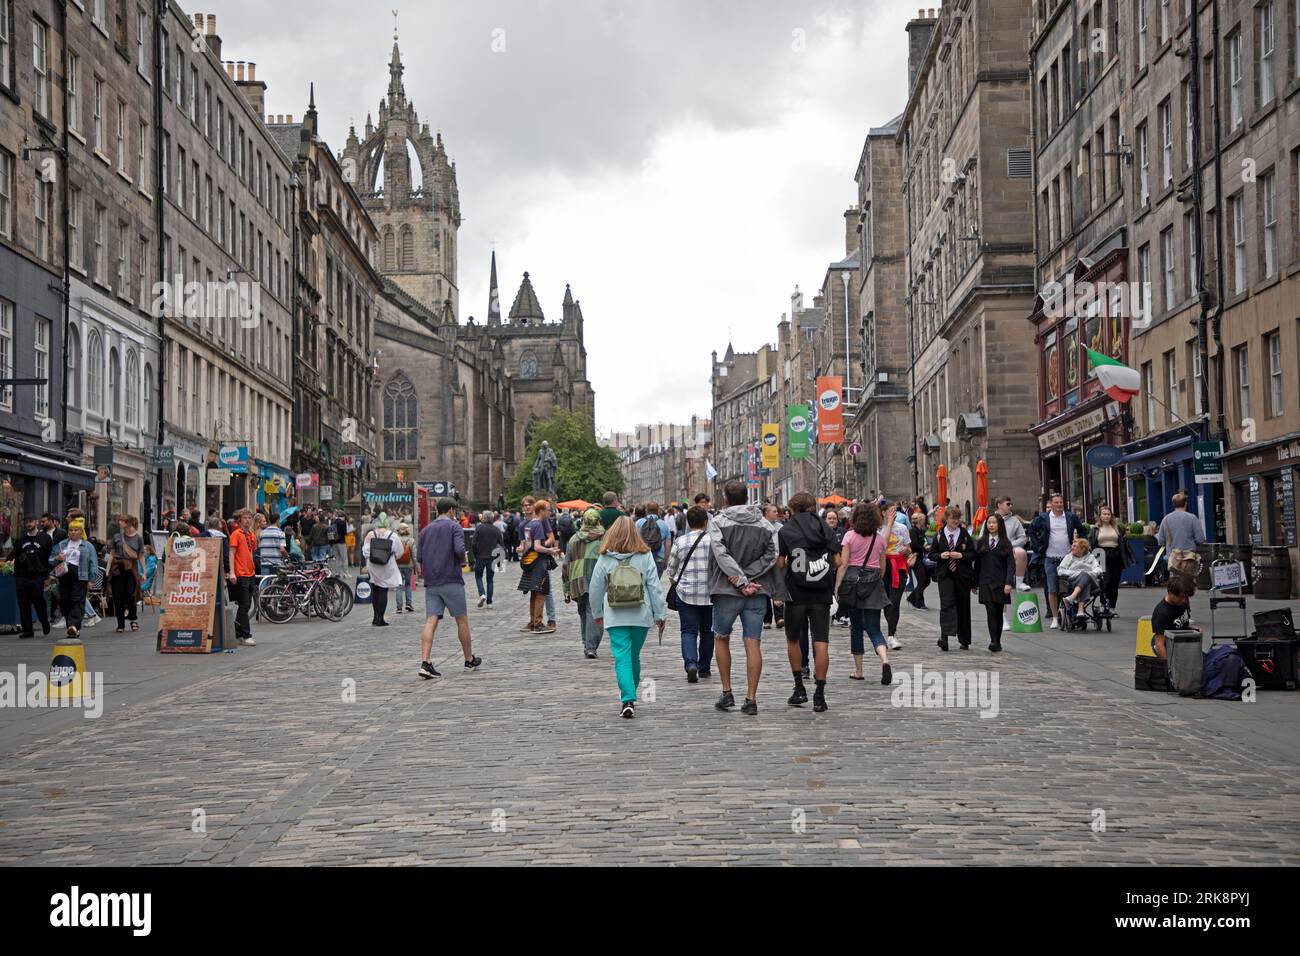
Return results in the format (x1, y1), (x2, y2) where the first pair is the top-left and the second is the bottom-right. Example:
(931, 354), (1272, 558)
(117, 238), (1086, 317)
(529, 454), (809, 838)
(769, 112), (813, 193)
(212, 0), (921, 434)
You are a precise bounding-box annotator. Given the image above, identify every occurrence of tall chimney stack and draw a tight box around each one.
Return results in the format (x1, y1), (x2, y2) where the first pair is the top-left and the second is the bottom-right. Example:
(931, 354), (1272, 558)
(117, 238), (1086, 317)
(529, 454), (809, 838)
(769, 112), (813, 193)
(905, 8), (939, 94)
(203, 14), (221, 59)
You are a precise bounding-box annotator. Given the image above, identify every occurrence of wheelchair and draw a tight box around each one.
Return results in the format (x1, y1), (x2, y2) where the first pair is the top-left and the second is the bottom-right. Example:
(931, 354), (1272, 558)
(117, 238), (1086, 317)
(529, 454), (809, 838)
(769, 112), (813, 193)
(1056, 549), (1114, 633)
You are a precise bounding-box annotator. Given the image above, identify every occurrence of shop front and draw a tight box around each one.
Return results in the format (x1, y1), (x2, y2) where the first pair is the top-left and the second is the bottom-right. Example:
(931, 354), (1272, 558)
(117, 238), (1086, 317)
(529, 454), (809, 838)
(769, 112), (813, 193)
(1029, 250), (1132, 520)
(255, 460), (296, 518)
(164, 431), (210, 520)
(82, 440), (153, 540)
(0, 438), (96, 534)
(1117, 428), (1219, 539)
(1222, 432), (1299, 598)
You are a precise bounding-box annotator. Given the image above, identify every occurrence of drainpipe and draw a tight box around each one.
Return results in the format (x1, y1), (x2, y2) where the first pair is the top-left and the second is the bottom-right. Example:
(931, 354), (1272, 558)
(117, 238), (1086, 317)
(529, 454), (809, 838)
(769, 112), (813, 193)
(153, 0), (167, 526)
(58, 0), (70, 447)
(1208, 0), (1228, 452)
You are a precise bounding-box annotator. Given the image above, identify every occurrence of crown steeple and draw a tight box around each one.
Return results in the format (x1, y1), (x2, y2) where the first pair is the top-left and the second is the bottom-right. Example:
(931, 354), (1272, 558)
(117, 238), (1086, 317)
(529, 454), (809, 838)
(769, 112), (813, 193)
(388, 15), (406, 106)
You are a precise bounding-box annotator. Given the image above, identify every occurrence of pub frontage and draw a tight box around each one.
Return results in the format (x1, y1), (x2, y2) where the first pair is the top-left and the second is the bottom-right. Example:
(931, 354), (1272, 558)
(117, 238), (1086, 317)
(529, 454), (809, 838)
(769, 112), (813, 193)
(1222, 432), (1299, 599)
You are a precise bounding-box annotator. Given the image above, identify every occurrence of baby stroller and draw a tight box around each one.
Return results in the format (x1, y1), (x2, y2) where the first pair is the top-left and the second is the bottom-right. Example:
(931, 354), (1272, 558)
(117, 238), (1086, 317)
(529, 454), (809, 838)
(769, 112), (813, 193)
(1057, 548), (1114, 632)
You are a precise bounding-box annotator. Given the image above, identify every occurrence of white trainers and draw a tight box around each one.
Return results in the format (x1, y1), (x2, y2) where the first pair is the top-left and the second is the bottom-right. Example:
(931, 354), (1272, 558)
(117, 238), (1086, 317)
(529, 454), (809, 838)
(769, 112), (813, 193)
(887, 635), (902, 650)
(1016, 582), (1031, 592)
(1049, 619), (1059, 630)
(1003, 616), (1010, 631)
(478, 596), (487, 608)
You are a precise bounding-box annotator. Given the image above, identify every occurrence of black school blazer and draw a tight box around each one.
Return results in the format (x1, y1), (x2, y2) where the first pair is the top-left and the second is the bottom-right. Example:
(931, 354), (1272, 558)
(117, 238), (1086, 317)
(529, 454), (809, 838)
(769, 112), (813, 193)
(929, 526), (976, 584)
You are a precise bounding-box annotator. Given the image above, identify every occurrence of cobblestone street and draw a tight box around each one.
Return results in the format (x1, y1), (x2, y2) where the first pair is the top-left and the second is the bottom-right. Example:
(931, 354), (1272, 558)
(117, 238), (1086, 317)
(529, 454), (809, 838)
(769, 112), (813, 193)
(0, 573), (1297, 866)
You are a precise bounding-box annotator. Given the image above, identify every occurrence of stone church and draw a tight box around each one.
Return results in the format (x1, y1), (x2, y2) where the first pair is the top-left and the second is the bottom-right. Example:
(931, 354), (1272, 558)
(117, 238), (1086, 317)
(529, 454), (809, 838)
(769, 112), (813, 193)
(341, 33), (595, 505)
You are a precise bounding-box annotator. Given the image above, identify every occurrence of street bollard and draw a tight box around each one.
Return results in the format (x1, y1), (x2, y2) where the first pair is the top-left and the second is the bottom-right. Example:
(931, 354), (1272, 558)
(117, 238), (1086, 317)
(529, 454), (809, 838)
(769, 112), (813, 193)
(49, 637), (89, 702)
(1135, 615), (1156, 657)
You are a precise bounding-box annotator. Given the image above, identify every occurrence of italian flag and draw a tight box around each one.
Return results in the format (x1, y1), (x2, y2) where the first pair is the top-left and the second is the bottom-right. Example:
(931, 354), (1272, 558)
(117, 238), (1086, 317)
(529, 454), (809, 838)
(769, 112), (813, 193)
(1086, 347), (1141, 403)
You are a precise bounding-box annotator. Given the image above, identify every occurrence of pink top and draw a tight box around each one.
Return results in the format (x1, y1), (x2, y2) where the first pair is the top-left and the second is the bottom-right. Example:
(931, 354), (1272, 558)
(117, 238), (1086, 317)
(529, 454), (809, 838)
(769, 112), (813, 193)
(840, 529), (886, 569)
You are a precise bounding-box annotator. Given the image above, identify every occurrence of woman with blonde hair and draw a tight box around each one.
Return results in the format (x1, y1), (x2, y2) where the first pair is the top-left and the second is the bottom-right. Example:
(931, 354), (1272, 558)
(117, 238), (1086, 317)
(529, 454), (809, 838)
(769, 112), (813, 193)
(588, 516), (667, 718)
(50, 518), (100, 638)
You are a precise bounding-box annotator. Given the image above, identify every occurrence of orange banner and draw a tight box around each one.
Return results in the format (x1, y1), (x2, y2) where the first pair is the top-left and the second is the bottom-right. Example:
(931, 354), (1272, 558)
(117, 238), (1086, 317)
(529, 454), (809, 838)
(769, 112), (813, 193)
(816, 376), (843, 444)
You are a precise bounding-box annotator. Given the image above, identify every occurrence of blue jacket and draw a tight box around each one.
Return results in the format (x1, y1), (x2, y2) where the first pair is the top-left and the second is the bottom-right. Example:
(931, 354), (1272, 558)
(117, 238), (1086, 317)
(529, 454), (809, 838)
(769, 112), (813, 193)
(588, 550), (667, 628)
(50, 539), (99, 582)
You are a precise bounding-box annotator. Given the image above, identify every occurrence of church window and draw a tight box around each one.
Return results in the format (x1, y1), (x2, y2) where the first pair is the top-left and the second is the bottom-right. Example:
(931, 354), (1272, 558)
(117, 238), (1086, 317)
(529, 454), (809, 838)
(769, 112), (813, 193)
(519, 350), (539, 380)
(400, 225), (414, 270)
(383, 373), (418, 461)
(382, 227), (396, 271)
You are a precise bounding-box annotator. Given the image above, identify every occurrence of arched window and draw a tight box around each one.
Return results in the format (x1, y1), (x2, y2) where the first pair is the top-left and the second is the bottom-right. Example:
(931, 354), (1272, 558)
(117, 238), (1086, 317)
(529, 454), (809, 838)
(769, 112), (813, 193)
(67, 325), (81, 410)
(400, 225), (414, 270)
(108, 346), (120, 421)
(142, 363), (153, 434)
(124, 349), (139, 426)
(519, 350), (539, 380)
(87, 330), (103, 413)
(383, 227), (396, 271)
(383, 373), (418, 462)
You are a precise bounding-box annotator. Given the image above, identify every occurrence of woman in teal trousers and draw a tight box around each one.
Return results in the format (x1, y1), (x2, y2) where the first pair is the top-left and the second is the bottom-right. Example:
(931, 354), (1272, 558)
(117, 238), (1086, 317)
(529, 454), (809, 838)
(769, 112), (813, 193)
(588, 516), (667, 719)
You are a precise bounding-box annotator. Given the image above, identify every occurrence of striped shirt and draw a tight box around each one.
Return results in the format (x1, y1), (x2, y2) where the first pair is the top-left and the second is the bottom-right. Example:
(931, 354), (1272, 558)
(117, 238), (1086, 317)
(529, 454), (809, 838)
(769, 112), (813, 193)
(665, 530), (712, 606)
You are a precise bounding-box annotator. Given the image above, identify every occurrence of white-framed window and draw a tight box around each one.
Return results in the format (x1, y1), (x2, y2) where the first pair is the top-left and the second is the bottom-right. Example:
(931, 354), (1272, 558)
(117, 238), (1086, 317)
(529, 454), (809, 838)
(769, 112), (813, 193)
(1229, 31), (1243, 129)
(116, 98), (127, 171)
(1137, 0), (1148, 69)
(1262, 170), (1278, 277)
(34, 179), (51, 260)
(124, 349), (138, 426)
(0, 148), (9, 240)
(69, 186), (82, 271)
(173, 45), (182, 103)
(67, 52), (80, 133)
(203, 175), (212, 233)
(1268, 330), (1283, 416)
(137, 119), (148, 187)
(1183, 79), (1193, 170)
(136, 8), (149, 74)
(161, 132), (169, 196)
(142, 363), (153, 432)
(0, 1), (10, 92)
(138, 235), (147, 306)
(117, 220), (128, 293)
(1160, 0), (1170, 44)
(108, 347), (119, 422)
(1138, 122), (1150, 205)
(93, 204), (106, 283)
(1164, 349), (1179, 421)
(1159, 99), (1173, 188)
(1162, 227), (1176, 310)
(92, 77), (104, 153)
(31, 18), (48, 117)
(0, 300), (12, 410)
(203, 84), (211, 138)
(1260, 0), (1276, 107)
(91, 0), (106, 30)
(87, 330), (103, 414)
(1186, 211), (1199, 298)
(1139, 242), (1153, 319)
(189, 65), (197, 123)
(191, 160), (199, 219)
(34, 317), (49, 420)
(1191, 346), (1205, 415)
(1231, 193), (1247, 293)
(66, 324), (79, 410)
(1235, 343), (1251, 422)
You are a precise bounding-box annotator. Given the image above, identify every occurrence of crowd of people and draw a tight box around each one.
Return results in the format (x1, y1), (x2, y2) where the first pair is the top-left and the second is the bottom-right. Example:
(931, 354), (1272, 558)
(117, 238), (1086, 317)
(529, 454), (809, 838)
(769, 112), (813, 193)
(6, 482), (1212, 720)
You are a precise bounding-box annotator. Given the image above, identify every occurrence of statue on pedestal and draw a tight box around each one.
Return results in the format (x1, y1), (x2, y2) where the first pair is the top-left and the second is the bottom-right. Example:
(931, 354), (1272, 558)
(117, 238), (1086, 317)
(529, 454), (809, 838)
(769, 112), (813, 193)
(532, 441), (558, 497)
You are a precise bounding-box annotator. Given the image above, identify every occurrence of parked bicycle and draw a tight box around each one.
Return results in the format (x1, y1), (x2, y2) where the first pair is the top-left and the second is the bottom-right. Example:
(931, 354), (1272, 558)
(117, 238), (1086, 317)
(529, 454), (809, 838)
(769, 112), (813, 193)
(256, 560), (354, 624)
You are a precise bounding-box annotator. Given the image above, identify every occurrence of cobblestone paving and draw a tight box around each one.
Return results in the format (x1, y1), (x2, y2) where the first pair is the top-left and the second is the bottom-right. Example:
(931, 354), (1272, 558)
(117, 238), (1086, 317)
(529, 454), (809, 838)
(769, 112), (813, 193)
(0, 575), (1297, 865)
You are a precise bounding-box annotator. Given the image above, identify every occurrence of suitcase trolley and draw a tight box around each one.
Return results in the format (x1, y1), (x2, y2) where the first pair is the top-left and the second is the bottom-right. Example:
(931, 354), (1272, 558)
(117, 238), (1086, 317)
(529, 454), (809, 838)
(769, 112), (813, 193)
(1208, 557), (1249, 646)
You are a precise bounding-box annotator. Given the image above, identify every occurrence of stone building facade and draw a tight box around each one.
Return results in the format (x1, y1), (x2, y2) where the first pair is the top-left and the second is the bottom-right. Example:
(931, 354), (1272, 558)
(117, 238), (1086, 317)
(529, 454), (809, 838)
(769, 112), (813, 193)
(851, 115), (913, 501)
(710, 343), (776, 499)
(618, 416), (711, 508)
(901, 3), (1040, 520)
(270, 86), (381, 510)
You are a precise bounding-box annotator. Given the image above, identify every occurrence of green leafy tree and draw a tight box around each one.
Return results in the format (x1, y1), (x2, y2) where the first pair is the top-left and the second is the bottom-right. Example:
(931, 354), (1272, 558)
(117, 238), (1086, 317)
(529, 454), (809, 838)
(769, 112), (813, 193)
(505, 411), (623, 507)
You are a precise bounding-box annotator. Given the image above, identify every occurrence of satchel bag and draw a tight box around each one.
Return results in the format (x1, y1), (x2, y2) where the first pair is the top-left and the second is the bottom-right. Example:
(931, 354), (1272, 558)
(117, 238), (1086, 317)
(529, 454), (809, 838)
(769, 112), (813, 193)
(837, 535), (885, 610)
(666, 531), (705, 612)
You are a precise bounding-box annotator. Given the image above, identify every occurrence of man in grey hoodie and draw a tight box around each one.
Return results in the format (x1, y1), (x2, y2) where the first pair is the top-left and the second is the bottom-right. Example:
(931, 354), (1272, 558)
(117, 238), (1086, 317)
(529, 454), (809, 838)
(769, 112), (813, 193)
(708, 480), (779, 715)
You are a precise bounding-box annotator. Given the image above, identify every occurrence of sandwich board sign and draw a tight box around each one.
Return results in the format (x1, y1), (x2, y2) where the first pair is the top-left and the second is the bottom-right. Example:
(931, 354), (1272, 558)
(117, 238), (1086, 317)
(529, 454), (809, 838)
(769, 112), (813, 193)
(158, 536), (225, 653)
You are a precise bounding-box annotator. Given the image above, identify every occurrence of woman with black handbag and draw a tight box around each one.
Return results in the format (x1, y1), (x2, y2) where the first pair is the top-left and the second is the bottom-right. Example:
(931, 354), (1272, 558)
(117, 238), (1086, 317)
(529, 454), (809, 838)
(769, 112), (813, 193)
(975, 514), (1015, 653)
(929, 505), (976, 650)
(833, 501), (895, 685)
(664, 506), (713, 681)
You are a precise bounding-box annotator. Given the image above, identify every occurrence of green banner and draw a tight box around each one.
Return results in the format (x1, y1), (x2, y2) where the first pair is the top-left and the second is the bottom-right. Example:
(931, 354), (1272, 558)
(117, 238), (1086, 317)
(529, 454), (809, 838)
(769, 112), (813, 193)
(787, 404), (810, 461)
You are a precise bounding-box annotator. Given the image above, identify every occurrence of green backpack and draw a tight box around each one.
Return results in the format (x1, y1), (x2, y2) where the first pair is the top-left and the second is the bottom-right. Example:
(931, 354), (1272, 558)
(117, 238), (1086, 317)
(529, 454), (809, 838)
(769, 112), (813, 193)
(607, 558), (646, 609)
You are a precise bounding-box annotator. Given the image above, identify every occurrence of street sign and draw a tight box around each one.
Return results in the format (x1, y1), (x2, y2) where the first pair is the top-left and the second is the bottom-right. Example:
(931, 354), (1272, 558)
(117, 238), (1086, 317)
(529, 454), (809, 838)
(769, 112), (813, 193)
(1086, 443), (1124, 469)
(320, 484), (333, 501)
(296, 472), (319, 489)
(152, 446), (174, 469)
(339, 454), (365, 470)
(1193, 441), (1224, 485)
(848, 442), (863, 456)
(207, 468), (232, 487)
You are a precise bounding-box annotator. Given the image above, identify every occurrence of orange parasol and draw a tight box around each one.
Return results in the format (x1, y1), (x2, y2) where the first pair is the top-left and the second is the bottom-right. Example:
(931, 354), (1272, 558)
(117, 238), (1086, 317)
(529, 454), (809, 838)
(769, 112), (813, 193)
(973, 459), (988, 530)
(818, 494), (851, 507)
(935, 464), (948, 525)
(556, 499), (593, 511)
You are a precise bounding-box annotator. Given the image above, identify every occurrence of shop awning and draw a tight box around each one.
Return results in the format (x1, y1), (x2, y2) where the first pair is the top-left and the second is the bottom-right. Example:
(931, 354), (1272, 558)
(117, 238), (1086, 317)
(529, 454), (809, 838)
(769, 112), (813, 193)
(0, 440), (97, 488)
(1118, 436), (1193, 467)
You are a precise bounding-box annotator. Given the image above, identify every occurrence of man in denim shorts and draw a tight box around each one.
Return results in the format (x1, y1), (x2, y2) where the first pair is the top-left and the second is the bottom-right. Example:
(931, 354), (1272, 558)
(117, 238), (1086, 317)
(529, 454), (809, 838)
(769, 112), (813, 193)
(415, 498), (481, 679)
(708, 481), (779, 715)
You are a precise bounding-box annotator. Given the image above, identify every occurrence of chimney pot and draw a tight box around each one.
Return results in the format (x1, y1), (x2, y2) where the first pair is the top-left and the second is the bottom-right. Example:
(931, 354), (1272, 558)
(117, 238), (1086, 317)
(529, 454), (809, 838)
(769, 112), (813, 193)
(287, 114), (293, 124)
(225, 61), (234, 78)
(193, 13), (202, 29)
(206, 14), (216, 35)
(248, 62), (256, 81)
(237, 62), (245, 81)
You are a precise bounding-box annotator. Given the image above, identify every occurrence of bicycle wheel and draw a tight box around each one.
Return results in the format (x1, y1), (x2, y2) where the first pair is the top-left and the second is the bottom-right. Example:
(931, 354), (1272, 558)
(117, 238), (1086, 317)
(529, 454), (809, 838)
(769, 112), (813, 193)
(258, 582), (299, 624)
(314, 578), (353, 621)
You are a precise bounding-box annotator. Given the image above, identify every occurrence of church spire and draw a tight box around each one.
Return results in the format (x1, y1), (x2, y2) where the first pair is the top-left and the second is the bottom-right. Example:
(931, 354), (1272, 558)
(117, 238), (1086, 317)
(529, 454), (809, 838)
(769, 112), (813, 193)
(487, 250), (501, 326)
(388, 13), (406, 105)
